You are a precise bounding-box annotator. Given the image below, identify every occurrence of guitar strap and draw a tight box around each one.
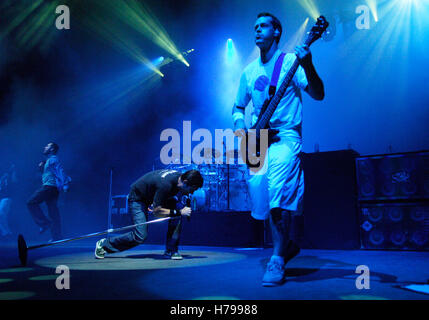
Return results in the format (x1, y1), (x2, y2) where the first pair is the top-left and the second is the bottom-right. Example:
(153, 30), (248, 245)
(268, 52), (286, 99)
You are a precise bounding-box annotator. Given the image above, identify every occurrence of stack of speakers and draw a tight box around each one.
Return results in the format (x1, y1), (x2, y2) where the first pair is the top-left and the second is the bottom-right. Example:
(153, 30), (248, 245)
(356, 151), (429, 250)
(300, 150), (361, 249)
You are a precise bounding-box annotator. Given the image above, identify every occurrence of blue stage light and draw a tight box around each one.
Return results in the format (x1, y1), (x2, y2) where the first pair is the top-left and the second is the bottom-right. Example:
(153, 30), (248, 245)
(152, 56), (164, 66)
(226, 38), (236, 64)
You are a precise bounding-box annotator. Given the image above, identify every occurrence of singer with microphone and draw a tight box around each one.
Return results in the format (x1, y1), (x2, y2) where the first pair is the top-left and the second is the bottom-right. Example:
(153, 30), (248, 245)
(94, 169), (203, 260)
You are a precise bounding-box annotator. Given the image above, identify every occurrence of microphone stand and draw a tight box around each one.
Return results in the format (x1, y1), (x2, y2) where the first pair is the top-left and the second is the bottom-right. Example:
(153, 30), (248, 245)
(222, 141), (230, 211)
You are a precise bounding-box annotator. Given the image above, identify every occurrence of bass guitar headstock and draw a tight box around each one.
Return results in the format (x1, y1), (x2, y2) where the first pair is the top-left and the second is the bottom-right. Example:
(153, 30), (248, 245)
(305, 16), (329, 46)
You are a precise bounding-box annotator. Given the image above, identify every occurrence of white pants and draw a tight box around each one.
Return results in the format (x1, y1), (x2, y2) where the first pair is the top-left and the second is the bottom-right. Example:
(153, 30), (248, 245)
(0, 198), (12, 236)
(247, 138), (304, 220)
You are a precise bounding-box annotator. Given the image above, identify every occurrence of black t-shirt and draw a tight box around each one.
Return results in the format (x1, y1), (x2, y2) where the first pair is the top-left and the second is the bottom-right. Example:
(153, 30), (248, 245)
(129, 169), (182, 208)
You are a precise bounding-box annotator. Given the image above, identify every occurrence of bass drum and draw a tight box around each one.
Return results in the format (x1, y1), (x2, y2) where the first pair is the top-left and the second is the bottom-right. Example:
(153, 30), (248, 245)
(191, 188), (208, 212)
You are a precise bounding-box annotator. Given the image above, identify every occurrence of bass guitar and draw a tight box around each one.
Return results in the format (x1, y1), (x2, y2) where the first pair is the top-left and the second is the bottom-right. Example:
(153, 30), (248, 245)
(240, 16), (329, 174)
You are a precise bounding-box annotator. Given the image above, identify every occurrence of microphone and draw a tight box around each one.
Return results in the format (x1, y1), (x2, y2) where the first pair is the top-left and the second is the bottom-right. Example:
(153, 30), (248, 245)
(174, 194), (191, 222)
(185, 196), (191, 222)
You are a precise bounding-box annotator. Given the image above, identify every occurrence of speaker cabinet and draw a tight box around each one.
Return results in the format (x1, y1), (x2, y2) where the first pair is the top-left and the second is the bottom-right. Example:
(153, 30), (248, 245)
(301, 150), (360, 249)
(356, 151), (429, 201)
(359, 202), (429, 250)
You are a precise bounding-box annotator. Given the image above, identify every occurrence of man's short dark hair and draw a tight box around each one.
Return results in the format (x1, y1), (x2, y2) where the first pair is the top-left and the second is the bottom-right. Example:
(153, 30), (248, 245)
(49, 142), (59, 154)
(181, 170), (204, 189)
(257, 12), (282, 44)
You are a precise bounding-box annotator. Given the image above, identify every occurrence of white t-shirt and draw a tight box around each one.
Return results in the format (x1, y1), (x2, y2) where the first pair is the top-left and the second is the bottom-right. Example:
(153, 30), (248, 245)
(235, 49), (308, 142)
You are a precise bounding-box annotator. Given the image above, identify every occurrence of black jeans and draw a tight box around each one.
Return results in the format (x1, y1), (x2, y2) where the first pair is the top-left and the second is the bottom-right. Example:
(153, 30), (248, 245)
(103, 200), (183, 253)
(27, 185), (61, 240)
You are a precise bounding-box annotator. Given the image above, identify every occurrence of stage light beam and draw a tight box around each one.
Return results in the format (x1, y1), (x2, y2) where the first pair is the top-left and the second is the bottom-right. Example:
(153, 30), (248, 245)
(80, 8), (164, 77)
(110, 0), (190, 67)
(297, 0), (320, 21)
(1, 0), (60, 52)
(336, 0), (429, 104)
(283, 18), (309, 52)
(226, 38), (237, 64)
(365, 0), (379, 22)
(17, 1), (59, 51)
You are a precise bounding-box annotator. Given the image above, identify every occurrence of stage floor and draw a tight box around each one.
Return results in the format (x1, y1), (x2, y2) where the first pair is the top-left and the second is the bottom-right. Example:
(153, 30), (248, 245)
(0, 239), (428, 300)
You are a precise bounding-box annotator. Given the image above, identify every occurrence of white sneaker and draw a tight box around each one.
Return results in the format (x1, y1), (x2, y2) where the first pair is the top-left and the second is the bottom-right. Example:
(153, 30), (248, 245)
(262, 260), (286, 287)
(95, 239), (106, 259)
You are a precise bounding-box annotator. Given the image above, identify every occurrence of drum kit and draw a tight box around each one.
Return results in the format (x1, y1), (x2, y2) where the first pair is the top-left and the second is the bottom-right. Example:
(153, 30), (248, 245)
(164, 148), (251, 212)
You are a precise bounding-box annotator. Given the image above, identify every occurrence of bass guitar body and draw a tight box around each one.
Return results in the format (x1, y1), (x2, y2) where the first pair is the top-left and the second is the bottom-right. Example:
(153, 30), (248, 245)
(239, 98), (279, 174)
